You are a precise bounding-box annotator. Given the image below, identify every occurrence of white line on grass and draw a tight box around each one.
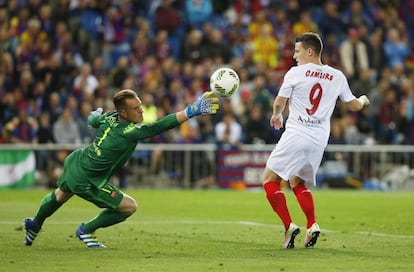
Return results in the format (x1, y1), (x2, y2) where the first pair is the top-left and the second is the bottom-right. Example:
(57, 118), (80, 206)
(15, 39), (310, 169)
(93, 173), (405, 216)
(3, 219), (414, 239)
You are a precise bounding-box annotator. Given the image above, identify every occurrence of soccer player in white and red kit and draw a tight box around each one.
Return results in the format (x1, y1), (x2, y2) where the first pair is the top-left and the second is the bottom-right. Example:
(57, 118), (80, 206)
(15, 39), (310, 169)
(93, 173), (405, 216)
(263, 32), (370, 249)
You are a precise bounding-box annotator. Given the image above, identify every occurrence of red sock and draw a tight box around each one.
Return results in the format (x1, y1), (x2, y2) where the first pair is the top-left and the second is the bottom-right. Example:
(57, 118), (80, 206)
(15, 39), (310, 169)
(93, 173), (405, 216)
(292, 183), (316, 228)
(264, 181), (292, 230)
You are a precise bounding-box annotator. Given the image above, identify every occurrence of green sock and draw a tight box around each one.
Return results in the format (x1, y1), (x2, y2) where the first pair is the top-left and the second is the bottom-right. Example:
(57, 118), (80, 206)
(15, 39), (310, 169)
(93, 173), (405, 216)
(84, 209), (130, 232)
(34, 191), (63, 228)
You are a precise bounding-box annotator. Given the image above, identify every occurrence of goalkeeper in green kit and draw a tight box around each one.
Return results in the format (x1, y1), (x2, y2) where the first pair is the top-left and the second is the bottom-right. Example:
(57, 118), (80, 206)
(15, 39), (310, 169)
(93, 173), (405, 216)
(24, 89), (219, 248)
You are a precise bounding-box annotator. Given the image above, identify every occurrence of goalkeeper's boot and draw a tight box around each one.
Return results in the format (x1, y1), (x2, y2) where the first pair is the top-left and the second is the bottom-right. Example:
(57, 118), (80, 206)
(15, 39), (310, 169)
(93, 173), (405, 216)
(24, 217), (41, 246)
(283, 222), (300, 249)
(76, 224), (106, 248)
(304, 223), (320, 248)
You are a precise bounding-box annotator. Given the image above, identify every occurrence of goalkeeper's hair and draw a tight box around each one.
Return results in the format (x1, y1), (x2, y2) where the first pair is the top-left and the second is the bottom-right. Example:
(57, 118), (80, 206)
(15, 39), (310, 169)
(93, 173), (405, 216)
(114, 89), (138, 110)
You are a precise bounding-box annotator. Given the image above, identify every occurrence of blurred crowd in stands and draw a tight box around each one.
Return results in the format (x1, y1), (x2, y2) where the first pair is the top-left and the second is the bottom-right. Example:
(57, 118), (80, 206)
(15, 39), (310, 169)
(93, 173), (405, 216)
(0, 0), (413, 149)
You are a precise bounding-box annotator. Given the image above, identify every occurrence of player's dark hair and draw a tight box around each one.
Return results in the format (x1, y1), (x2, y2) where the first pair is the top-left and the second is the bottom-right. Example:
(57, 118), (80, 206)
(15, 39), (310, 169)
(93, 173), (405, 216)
(114, 89), (138, 110)
(296, 32), (323, 56)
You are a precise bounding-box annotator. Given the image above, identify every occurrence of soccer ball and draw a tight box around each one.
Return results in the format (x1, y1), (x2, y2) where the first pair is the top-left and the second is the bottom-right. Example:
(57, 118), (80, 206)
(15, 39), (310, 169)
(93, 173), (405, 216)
(210, 67), (240, 97)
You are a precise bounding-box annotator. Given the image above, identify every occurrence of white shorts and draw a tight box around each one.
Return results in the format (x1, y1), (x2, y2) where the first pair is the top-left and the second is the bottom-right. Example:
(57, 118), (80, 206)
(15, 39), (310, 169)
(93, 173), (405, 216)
(266, 130), (325, 186)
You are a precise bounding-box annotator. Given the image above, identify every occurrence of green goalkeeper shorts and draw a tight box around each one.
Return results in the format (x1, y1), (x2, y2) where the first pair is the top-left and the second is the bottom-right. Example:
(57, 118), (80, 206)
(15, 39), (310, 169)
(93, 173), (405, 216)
(58, 176), (123, 209)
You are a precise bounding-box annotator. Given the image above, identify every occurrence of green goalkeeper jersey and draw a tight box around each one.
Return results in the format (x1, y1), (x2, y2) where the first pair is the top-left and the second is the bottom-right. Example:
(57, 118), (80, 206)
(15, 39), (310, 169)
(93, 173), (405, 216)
(65, 111), (180, 189)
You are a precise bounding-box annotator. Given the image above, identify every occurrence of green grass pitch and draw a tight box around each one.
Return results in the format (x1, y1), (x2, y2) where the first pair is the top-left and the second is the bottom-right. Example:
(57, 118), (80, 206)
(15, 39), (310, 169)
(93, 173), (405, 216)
(0, 189), (413, 272)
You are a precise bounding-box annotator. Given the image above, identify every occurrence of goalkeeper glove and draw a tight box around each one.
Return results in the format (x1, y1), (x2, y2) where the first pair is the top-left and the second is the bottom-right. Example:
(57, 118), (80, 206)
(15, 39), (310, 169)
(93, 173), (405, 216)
(185, 91), (219, 118)
(87, 107), (103, 127)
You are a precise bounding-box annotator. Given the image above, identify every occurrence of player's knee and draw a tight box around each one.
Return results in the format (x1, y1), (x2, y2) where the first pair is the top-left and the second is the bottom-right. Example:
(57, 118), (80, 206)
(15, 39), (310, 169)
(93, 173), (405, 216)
(131, 199), (138, 214)
(55, 188), (73, 203)
(123, 198), (138, 215)
(119, 195), (138, 215)
(263, 168), (281, 185)
(126, 198), (138, 215)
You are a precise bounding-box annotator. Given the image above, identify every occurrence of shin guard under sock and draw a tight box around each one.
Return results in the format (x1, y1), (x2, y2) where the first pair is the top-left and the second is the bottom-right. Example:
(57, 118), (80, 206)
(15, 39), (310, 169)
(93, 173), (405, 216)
(84, 209), (130, 232)
(34, 191), (63, 227)
(292, 183), (316, 228)
(264, 181), (292, 230)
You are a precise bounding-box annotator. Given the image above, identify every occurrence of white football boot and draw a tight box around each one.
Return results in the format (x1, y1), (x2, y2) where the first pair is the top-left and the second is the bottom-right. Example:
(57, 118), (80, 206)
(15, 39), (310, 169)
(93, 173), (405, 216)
(304, 223), (320, 248)
(283, 222), (300, 249)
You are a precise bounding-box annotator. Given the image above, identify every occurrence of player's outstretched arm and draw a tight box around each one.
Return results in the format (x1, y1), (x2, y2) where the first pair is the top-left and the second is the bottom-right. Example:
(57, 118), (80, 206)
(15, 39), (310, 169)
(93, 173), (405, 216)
(177, 91), (219, 122)
(133, 92), (219, 141)
(346, 95), (370, 112)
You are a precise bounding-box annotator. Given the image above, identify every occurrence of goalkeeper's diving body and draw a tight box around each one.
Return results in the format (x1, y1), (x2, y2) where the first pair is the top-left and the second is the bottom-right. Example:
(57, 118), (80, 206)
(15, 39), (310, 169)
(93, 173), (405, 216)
(23, 89), (219, 248)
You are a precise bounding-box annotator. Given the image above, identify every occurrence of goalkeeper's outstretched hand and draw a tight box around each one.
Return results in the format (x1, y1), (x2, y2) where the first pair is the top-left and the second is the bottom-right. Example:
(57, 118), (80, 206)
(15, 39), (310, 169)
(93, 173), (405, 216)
(185, 91), (219, 118)
(87, 107), (103, 127)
